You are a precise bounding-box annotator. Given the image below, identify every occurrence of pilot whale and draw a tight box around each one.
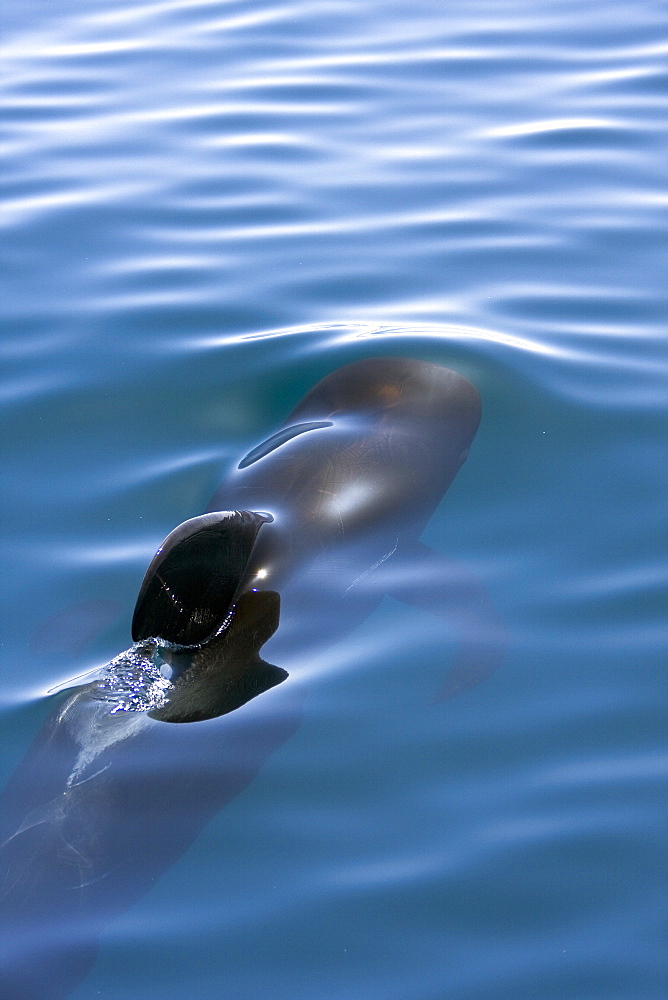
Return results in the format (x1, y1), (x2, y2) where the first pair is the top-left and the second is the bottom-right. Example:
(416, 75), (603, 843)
(0, 357), (505, 999)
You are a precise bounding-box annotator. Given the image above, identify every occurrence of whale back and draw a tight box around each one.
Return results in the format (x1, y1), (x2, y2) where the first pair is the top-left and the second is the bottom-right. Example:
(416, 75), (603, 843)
(134, 359), (482, 655)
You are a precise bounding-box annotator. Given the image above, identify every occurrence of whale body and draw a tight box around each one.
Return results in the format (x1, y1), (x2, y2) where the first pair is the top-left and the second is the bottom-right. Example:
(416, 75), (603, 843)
(0, 357), (504, 999)
(134, 357), (487, 711)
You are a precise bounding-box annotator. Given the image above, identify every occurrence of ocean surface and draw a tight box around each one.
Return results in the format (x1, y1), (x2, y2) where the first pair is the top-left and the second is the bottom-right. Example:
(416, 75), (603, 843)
(2, 0), (667, 997)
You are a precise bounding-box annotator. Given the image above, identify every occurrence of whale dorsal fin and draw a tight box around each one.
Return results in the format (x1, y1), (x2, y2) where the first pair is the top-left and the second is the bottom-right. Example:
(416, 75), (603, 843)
(149, 590), (286, 723)
(132, 510), (272, 646)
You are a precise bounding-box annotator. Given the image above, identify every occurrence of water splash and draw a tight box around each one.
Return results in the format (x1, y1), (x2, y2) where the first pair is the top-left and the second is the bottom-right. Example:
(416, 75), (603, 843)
(95, 640), (174, 714)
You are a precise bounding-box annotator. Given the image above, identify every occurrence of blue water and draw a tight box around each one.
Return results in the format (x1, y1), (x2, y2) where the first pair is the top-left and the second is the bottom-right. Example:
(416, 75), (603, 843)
(2, 0), (667, 997)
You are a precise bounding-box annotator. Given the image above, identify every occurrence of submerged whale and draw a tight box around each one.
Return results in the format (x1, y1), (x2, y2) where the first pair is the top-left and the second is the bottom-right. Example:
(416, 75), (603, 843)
(0, 357), (505, 999)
